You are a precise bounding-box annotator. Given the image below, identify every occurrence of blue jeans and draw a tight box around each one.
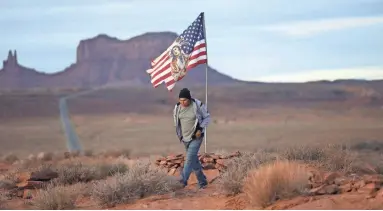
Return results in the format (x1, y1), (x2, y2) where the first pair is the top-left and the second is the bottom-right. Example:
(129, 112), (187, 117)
(180, 138), (207, 188)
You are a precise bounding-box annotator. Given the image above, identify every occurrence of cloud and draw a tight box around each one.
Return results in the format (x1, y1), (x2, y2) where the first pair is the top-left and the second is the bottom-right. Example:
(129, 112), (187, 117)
(253, 66), (383, 82)
(259, 16), (383, 37)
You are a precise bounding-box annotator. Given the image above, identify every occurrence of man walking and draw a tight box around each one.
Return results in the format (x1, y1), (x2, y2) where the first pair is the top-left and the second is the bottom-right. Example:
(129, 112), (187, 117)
(173, 88), (211, 188)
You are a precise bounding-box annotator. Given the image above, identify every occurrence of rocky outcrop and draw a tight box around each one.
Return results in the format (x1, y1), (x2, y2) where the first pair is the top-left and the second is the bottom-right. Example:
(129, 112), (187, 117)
(0, 50), (52, 89)
(307, 171), (383, 198)
(155, 151), (241, 174)
(0, 32), (237, 90)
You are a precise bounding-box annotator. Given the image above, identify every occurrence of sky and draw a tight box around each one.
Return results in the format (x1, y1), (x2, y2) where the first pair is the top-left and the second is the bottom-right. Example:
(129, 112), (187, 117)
(0, 0), (383, 82)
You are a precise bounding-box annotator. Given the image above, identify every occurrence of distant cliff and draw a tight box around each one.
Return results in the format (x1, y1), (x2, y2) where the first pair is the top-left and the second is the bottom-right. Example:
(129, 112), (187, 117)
(0, 32), (237, 89)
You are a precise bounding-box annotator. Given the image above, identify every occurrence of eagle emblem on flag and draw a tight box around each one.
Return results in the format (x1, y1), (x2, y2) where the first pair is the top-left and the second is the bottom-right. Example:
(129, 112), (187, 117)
(169, 37), (190, 81)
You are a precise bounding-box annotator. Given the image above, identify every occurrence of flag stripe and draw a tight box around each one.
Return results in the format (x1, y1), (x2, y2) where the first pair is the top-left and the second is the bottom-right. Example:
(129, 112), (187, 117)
(187, 58), (207, 70)
(151, 57), (171, 78)
(151, 42), (175, 66)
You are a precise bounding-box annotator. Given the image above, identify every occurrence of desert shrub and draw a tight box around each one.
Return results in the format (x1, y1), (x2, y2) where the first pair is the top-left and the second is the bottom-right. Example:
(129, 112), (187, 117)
(213, 149), (231, 157)
(279, 145), (326, 162)
(98, 162), (128, 177)
(280, 144), (358, 173)
(103, 149), (131, 158)
(37, 152), (54, 161)
(32, 184), (79, 210)
(53, 161), (128, 185)
(0, 169), (22, 184)
(350, 141), (383, 151)
(2, 153), (19, 164)
(0, 192), (8, 210)
(83, 150), (93, 157)
(243, 160), (308, 208)
(319, 144), (358, 173)
(0, 179), (16, 190)
(218, 151), (276, 196)
(91, 160), (182, 208)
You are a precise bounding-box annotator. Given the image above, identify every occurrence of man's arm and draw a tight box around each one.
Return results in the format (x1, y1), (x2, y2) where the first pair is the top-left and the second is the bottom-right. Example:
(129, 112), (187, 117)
(173, 105), (178, 127)
(199, 103), (210, 129)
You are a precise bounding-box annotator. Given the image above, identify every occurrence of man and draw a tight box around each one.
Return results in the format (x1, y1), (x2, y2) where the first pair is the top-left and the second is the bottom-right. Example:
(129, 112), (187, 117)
(173, 88), (211, 189)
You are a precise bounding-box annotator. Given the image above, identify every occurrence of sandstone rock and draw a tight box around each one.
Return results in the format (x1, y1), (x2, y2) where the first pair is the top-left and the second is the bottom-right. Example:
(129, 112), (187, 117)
(166, 155), (178, 160)
(339, 183), (352, 193)
(216, 159), (227, 166)
(324, 184), (339, 194)
(154, 151), (241, 172)
(309, 184), (339, 195)
(202, 163), (215, 170)
(323, 172), (341, 185)
(16, 189), (24, 198)
(353, 180), (366, 190)
(174, 159), (183, 164)
(215, 163), (226, 171)
(311, 182), (323, 188)
(171, 164), (180, 169)
(0, 180), (17, 190)
(29, 168), (58, 181)
(376, 188), (383, 197)
(23, 189), (33, 199)
(358, 183), (379, 194)
(305, 183), (313, 189)
(334, 177), (350, 186)
(18, 181), (45, 189)
(203, 157), (214, 163)
(219, 154), (230, 159)
(363, 174), (383, 184)
(168, 168), (177, 175)
(230, 151), (241, 157)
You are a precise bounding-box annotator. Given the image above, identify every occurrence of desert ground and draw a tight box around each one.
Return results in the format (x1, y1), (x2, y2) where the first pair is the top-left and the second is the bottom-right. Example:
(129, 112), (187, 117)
(1, 84), (383, 157)
(1, 84), (383, 209)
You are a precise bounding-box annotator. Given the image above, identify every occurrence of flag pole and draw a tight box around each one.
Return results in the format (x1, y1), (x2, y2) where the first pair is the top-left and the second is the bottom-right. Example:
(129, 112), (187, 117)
(202, 12), (208, 154)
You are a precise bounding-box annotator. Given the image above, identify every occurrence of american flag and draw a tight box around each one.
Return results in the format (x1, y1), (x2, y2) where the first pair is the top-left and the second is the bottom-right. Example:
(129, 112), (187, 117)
(146, 12), (208, 91)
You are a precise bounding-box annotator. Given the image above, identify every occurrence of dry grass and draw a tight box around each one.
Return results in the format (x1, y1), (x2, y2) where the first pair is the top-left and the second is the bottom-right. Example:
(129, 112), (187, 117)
(83, 150), (93, 157)
(0, 169), (22, 185)
(218, 151), (277, 196)
(0, 192), (7, 210)
(350, 140), (383, 152)
(280, 144), (359, 173)
(0, 179), (16, 190)
(37, 152), (54, 161)
(52, 161), (128, 185)
(101, 148), (131, 158)
(279, 145), (326, 162)
(1, 153), (19, 164)
(91, 160), (182, 208)
(243, 160), (309, 208)
(32, 184), (81, 210)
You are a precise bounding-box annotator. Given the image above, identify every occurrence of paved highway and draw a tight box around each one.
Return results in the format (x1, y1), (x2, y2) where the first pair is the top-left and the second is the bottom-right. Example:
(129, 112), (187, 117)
(59, 88), (99, 152)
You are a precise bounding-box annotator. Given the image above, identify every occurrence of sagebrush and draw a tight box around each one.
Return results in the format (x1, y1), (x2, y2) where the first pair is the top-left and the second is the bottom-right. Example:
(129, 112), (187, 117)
(243, 160), (309, 208)
(32, 184), (79, 210)
(218, 151), (276, 195)
(52, 161), (128, 185)
(91, 160), (182, 208)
